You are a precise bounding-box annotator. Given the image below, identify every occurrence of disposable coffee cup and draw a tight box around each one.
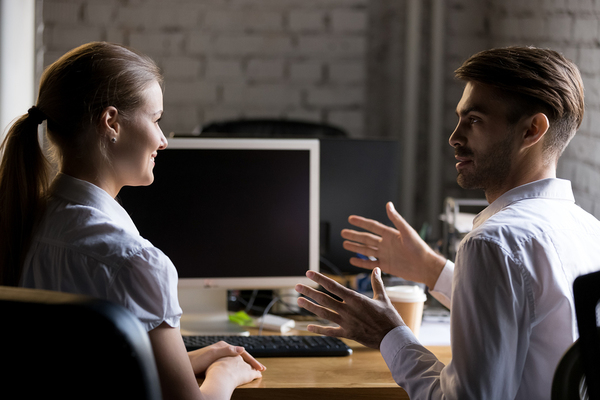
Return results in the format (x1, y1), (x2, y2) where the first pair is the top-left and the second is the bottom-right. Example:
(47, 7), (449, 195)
(386, 285), (427, 337)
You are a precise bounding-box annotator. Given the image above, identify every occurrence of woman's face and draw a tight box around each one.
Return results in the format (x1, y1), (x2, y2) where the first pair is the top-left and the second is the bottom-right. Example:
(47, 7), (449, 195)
(112, 80), (167, 188)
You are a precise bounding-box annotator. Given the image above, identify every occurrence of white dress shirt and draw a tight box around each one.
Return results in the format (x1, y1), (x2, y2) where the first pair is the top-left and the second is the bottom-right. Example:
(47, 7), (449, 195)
(381, 178), (600, 399)
(21, 174), (182, 331)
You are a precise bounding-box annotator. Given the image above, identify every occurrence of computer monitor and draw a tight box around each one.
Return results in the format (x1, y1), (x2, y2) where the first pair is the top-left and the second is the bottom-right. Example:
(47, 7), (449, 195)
(118, 138), (320, 334)
(319, 138), (401, 275)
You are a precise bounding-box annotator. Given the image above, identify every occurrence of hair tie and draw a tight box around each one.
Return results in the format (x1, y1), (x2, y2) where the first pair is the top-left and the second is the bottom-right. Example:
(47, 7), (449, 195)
(27, 106), (47, 125)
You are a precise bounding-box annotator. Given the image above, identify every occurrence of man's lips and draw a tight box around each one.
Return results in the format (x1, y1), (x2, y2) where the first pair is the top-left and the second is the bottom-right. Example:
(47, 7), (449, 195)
(455, 155), (473, 170)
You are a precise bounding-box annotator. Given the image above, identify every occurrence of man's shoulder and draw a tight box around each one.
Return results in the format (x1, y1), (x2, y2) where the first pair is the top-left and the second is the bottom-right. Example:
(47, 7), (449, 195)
(467, 197), (600, 251)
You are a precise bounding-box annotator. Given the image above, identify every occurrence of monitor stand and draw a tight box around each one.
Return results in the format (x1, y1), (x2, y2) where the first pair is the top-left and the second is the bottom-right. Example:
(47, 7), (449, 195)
(178, 287), (249, 336)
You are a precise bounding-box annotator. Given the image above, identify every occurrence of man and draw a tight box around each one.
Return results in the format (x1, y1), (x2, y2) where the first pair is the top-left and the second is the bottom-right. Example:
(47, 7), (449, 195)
(295, 46), (600, 399)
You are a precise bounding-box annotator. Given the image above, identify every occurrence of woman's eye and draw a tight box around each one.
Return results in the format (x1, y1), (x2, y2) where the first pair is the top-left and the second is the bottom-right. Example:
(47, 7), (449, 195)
(469, 117), (480, 124)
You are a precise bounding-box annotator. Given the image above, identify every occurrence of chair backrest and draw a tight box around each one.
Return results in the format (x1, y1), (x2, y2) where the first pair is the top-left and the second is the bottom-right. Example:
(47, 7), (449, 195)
(200, 118), (348, 138)
(574, 271), (600, 399)
(0, 286), (162, 400)
(551, 338), (588, 400)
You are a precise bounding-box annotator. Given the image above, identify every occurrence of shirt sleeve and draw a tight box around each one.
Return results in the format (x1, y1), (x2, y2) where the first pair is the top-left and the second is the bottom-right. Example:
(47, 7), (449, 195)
(444, 237), (532, 398)
(380, 326), (446, 396)
(380, 238), (532, 399)
(430, 259), (454, 309)
(110, 246), (183, 331)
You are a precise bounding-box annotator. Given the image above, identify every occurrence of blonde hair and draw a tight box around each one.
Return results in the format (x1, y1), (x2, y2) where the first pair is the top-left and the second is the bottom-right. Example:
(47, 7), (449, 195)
(0, 42), (163, 286)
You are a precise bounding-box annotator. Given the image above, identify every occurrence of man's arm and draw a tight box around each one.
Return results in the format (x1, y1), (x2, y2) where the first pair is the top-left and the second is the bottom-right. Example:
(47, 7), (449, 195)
(295, 268), (448, 397)
(436, 238), (532, 398)
(296, 238), (532, 399)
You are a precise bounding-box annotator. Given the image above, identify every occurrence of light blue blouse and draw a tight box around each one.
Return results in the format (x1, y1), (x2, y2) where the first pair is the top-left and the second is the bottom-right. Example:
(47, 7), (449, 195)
(21, 173), (182, 331)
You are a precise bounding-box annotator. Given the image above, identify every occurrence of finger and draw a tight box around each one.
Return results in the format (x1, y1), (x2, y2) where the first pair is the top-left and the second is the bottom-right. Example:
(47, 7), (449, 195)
(342, 240), (379, 258)
(295, 283), (343, 310)
(296, 296), (344, 325)
(370, 267), (388, 301)
(386, 202), (414, 236)
(240, 350), (267, 371)
(304, 270), (353, 299)
(341, 229), (382, 247)
(348, 257), (379, 270)
(347, 215), (390, 236)
(306, 324), (345, 337)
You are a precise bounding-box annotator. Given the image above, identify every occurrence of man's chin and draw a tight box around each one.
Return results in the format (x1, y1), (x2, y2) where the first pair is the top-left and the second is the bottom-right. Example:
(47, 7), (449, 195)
(456, 173), (482, 190)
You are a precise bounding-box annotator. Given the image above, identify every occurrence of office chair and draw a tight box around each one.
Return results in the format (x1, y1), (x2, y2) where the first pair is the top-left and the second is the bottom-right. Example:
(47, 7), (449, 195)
(551, 270), (600, 400)
(200, 118), (348, 138)
(552, 338), (588, 399)
(574, 271), (600, 399)
(0, 286), (162, 400)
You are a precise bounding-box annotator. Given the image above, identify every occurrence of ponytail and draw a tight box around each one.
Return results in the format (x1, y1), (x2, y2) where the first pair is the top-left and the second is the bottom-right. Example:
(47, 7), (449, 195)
(0, 108), (51, 286)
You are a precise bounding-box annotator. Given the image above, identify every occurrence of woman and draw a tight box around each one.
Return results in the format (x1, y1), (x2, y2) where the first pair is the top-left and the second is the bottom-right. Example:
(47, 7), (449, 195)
(0, 42), (264, 399)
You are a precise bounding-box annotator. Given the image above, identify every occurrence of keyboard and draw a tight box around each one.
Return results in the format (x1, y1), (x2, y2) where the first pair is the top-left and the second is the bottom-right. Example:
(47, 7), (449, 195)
(182, 335), (352, 357)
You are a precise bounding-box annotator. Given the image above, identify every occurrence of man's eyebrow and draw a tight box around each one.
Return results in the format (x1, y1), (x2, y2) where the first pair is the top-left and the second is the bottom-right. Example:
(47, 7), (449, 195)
(455, 105), (489, 117)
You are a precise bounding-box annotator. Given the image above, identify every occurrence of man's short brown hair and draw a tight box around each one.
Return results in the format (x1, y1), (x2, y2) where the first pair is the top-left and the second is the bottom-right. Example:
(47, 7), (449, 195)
(455, 46), (584, 161)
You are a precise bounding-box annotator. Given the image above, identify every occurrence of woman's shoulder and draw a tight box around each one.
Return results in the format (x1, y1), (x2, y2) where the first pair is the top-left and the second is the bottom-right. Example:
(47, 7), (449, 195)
(39, 195), (159, 265)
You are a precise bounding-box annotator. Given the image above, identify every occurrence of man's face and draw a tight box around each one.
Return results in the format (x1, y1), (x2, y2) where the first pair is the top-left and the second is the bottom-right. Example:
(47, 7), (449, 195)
(449, 82), (520, 194)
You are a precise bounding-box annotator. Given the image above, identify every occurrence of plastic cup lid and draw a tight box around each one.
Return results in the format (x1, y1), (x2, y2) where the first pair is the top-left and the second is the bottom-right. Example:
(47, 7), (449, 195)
(385, 285), (427, 302)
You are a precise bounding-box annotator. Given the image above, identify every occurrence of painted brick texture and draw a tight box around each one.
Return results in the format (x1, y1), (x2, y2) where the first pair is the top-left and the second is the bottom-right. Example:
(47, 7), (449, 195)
(486, 0), (600, 217)
(41, 0), (367, 137)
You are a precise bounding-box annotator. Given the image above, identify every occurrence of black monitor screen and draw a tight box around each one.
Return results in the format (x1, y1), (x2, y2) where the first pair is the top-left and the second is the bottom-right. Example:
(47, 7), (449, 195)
(118, 146), (311, 279)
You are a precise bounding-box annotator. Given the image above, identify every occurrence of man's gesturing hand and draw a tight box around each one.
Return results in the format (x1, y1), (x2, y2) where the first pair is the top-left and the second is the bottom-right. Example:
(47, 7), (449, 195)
(294, 267), (405, 349)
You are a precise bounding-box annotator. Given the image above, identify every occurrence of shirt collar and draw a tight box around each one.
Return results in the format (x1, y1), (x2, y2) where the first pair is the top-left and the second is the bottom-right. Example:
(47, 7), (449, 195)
(473, 178), (575, 229)
(50, 173), (140, 235)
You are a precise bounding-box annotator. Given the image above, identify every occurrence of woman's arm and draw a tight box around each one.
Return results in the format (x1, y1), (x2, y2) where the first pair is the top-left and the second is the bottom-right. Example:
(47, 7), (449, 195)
(148, 322), (263, 400)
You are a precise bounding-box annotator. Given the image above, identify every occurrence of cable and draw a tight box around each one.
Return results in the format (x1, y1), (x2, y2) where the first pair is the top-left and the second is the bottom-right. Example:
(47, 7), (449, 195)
(258, 296), (280, 336)
(244, 289), (258, 313)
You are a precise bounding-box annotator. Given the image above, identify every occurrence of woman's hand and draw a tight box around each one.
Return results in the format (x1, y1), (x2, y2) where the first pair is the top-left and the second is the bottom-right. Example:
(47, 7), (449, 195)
(189, 341), (266, 375)
(200, 355), (263, 400)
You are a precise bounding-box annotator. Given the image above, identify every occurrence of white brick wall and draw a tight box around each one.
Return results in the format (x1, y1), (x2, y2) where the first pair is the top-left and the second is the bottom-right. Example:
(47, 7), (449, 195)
(485, 0), (600, 218)
(38, 0), (600, 220)
(41, 0), (368, 137)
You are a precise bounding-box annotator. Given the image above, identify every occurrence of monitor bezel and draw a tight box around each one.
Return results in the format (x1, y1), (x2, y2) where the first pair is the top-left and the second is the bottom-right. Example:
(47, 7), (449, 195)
(166, 137), (320, 290)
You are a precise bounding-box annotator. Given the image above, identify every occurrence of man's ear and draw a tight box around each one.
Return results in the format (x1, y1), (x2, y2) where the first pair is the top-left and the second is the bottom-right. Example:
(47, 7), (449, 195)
(99, 106), (120, 140)
(521, 112), (549, 150)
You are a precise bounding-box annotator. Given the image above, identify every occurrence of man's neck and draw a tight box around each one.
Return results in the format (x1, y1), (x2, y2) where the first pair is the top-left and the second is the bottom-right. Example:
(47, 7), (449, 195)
(484, 158), (557, 204)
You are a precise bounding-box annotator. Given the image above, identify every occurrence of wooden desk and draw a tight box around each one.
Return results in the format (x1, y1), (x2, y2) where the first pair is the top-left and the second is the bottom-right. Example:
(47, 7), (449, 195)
(222, 329), (451, 400)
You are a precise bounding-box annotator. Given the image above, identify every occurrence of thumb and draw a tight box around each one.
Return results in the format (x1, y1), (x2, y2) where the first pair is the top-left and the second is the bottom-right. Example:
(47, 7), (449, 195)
(371, 267), (387, 301)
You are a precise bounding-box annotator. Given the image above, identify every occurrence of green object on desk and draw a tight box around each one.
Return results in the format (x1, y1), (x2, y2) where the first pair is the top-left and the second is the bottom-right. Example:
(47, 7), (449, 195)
(229, 311), (255, 326)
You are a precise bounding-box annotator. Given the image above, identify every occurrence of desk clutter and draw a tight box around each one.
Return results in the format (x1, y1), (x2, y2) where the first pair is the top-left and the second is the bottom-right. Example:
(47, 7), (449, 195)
(183, 334), (352, 357)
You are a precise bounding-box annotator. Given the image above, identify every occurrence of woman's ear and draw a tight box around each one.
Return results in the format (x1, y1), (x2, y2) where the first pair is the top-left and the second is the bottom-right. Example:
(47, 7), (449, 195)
(99, 106), (120, 142)
(521, 112), (549, 150)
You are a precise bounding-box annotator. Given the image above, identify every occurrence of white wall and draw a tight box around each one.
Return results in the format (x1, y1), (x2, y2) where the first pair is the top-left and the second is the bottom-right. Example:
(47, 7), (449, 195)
(39, 0), (600, 225)
(41, 0), (368, 137)
(485, 0), (600, 217)
(0, 0), (36, 139)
